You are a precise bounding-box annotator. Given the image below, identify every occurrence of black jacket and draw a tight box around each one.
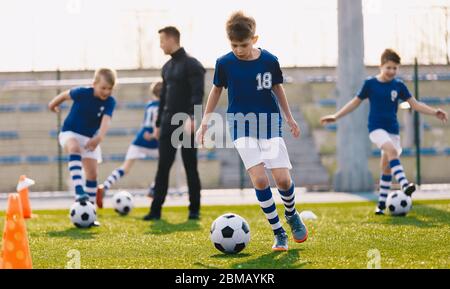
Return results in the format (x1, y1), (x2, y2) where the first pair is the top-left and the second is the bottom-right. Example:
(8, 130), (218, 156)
(155, 47), (205, 127)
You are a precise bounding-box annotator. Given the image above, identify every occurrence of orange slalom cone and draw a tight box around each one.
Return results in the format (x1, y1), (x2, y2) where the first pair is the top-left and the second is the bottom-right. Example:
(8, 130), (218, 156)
(17, 175), (35, 219)
(0, 193), (33, 269)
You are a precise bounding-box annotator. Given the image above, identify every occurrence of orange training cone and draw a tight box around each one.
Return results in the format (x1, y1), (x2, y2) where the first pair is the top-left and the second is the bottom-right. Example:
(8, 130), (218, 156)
(0, 193), (33, 269)
(17, 175), (35, 219)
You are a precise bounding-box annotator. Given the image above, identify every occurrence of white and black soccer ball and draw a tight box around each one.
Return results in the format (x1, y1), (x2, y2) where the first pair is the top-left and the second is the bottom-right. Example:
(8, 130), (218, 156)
(210, 213), (250, 254)
(69, 200), (97, 228)
(386, 191), (412, 216)
(113, 191), (134, 216)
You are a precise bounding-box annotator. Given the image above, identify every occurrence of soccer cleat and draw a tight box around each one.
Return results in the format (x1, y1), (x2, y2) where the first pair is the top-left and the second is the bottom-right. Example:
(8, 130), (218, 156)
(403, 183), (416, 197)
(96, 184), (105, 209)
(76, 194), (89, 203)
(143, 212), (161, 221)
(272, 231), (289, 251)
(286, 212), (308, 243)
(375, 207), (385, 215)
(90, 221), (101, 227)
(375, 201), (386, 215)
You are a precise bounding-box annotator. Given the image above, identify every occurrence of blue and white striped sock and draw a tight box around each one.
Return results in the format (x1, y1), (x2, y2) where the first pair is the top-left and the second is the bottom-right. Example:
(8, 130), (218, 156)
(389, 159), (409, 191)
(255, 187), (285, 235)
(378, 174), (392, 208)
(69, 154), (85, 197)
(278, 181), (297, 217)
(103, 168), (125, 191)
(85, 180), (97, 204)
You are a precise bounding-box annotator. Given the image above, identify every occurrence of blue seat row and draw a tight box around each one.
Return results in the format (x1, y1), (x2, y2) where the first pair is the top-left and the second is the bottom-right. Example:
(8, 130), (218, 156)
(0, 151), (217, 165)
(49, 128), (138, 138)
(317, 97), (450, 108)
(0, 131), (19, 139)
(308, 73), (450, 83)
(371, 147), (444, 157)
(324, 123), (432, 132)
(0, 101), (150, 114)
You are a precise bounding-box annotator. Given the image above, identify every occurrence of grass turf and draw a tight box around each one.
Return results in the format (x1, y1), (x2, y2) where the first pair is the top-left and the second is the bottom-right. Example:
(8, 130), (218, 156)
(1, 200), (449, 269)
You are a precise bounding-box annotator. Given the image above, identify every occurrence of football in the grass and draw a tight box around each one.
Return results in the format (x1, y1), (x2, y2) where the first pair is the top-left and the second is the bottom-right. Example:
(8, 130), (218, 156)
(386, 191), (412, 216)
(69, 200), (97, 228)
(210, 213), (250, 254)
(113, 191), (134, 216)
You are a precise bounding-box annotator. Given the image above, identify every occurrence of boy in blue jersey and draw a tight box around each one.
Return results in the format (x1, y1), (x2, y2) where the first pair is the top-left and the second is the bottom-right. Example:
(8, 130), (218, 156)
(96, 82), (161, 208)
(320, 49), (448, 215)
(196, 12), (308, 251)
(48, 68), (117, 224)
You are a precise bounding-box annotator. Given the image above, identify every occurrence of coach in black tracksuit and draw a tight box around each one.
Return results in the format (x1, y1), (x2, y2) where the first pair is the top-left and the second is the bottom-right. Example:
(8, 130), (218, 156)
(144, 26), (205, 221)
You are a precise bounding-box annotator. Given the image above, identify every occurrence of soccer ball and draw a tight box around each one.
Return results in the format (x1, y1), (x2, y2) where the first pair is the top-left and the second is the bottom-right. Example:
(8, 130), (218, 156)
(69, 200), (97, 228)
(210, 213), (250, 254)
(113, 191), (134, 216)
(386, 191), (412, 216)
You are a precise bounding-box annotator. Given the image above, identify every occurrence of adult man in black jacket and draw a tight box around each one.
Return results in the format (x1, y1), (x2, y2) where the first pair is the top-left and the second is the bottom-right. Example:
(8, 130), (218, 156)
(144, 26), (205, 221)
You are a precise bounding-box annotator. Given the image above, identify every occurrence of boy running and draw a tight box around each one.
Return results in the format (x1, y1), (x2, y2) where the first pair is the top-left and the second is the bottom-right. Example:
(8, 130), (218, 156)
(320, 49), (448, 214)
(48, 68), (117, 225)
(196, 11), (308, 251)
(96, 82), (161, 208)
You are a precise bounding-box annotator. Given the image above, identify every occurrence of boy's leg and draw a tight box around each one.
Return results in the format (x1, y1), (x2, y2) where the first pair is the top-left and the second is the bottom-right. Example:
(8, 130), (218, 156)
(381, 142), (416, 196)
(271, 168), (296, 216)
(102, 160), (132, 192)
(376, 153), (392, 214)
(65, 138), (85, 199)
(97, 161), (131, 208)
(248, 164), (288, 251)
(82, 158), (98, 204)
(271, 168), (308, 243)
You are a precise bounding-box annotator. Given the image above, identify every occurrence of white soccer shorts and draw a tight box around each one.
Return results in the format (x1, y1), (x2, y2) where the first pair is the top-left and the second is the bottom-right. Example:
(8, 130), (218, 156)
(59, 131), (103, 163)
(125, 144), (159, 160)
(369, 129), (402, 156)
(233, 137), (293, 170)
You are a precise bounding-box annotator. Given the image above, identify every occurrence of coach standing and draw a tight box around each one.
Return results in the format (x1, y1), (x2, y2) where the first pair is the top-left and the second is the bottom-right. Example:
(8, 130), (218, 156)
(143, 26), (205, 221)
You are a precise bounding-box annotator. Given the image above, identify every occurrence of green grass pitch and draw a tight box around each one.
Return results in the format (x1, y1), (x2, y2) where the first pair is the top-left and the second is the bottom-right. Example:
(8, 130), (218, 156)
(1, 200), (449, 269)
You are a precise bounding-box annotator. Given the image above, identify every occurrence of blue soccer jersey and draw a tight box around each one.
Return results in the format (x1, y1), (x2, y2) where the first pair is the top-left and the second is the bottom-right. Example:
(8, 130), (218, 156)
(62, 87), (116, 138)
(132, 100), (159, 149)
(213, 49), (284, 140)
(357, 77), (412, 135)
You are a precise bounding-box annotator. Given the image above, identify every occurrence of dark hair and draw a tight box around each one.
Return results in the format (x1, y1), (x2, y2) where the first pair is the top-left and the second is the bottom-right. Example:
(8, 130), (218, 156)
(158, 26), (180, 44)
(381, 49), (401, 65)
(226, 11), (256, 41)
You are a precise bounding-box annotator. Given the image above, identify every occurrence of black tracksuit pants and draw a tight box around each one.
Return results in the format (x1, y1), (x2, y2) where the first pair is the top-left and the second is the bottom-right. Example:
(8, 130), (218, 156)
(149, 113), (201, 215)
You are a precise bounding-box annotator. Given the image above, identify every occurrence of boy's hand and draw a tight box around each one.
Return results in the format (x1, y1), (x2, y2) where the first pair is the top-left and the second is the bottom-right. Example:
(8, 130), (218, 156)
(195, 123), (208, 146)
(48, 102), (60, 113)
(184, 117), (196, 135)
(85, 136), (102, 152)
(320, 114), (337, 126)
(435, 108), (448, 123)
(154, 127), (160, 140)
(143, 131), (154, 141)
(287, 118), (300, 138)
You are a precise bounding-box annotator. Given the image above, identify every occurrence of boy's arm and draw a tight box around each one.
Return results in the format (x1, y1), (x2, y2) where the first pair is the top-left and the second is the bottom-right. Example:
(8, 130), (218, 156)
(407, 97), (448, 122)
(48, 90), (71, 112)
(196, 85), (223, 145)
(272, 84), (300, 138)
(320, 96), (362, 125)
(85, 116), (112, 151)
